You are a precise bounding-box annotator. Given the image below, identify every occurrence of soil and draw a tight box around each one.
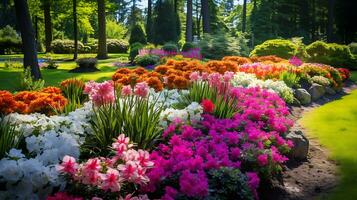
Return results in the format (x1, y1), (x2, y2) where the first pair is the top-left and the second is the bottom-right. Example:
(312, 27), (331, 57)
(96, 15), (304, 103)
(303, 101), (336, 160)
(260, 81), (357, 200)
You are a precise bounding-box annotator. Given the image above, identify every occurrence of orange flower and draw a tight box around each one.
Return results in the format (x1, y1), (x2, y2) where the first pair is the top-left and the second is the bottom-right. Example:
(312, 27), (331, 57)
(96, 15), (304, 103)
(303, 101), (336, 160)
(222, 56), (252, 65)
(0, 90), (17, 114)
(41, 86), (62, 94)
(60, 79), (85, 89)
(145, 77), (164, 91)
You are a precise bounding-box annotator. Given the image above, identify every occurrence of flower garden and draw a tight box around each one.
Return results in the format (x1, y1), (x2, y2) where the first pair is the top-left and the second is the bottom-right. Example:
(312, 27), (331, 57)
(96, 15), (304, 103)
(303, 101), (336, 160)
(0, 53), (354, 199)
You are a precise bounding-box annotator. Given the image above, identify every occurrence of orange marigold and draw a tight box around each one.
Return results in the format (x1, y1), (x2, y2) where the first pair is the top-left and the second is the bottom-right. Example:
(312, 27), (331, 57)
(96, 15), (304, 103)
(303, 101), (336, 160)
(41, 86), (62, 94)
(0, 90), (17, 115)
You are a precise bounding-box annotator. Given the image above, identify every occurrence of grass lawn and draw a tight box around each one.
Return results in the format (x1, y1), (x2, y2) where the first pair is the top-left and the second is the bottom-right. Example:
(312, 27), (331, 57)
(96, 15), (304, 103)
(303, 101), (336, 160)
(300, 88), (357, 200)
(0, 53), (133, 92)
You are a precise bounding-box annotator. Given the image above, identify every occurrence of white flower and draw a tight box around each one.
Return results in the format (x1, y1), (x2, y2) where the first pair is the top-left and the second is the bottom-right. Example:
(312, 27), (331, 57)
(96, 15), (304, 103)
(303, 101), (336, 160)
(7, 149), (25, 159)
(0, 159), (23, 182)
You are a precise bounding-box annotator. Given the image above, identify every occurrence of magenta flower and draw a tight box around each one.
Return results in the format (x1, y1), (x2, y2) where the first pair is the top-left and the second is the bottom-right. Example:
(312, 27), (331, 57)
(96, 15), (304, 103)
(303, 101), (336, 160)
(56, 155), (78, 175)
(189, 71), (200, 81)
(257, 154), (268, 166)
(101, 168), (122, 192)
(134, 82), (149, 98)
(289, 56), (303, 66)
(121, 85), (132, 96)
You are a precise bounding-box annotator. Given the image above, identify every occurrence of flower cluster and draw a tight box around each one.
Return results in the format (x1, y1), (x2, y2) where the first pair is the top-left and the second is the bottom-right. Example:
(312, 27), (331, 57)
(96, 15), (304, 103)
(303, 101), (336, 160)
(300, 63), (343, 88)
(112, 67), (164, 91)
(60, 78), (85, 90)
(84, 81), (115, 106)
(58, 134), (153, 194)
(144, 87), (293, 199)
(338, 68), (351, 81)
(0, 87), (68, 115)
(159, 102), (203, 128)
(139, 48), (202, 60)
(238, 62), (293, 80)
(231, 72), (294, 103)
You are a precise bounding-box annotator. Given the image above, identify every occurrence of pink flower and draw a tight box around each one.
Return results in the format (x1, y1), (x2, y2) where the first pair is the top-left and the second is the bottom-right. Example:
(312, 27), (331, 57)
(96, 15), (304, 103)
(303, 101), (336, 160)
(121, 85), (132, 96)
(134, 82), (149, 98)
(83, 158), (101, 173)
(289, 56), (303, 66)
(179, 170), (208, 197)
(201, 72), (209, 80)
(189, 72), (200, 81)
(46, 192), (83, 200)
(85, 81), (115, 106)
(137, 150), (154, 168)
(257, 154), (268, 166)
(57, 156), (78, 175)
(223, 71), (234, 82)
(201, 99), (215, 113)
(118, 161), (138, 180)
(247, 172), (260, 199)
(101, 168), (121, 192)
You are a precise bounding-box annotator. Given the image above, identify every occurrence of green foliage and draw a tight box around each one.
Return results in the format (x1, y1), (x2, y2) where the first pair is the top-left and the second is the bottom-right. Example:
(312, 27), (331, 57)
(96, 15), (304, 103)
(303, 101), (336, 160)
(181, 42), (197, 52)
(306, 41), (357, 69)
(75, 58), (98, 70)
(4, 60), (22, 69)
(279, 71), (300, 88)
(129, 42), (145, 62)
(20, 67), (45, 91)
(250, 39), (299, 59)
(51, 39), (84, 54)
(85, 90), (164, 156)
(153, 0), (180, 44)
(176, 81), (238, 119)
(199, 32), (249, 59)
(207, 167), (254, 200)
(0, 118), (23, 159)
(162, 42), (179, 52)
(60, 79), (87, 105)
(106, 19), (127, 39)
(310, 76), (331, 87)
(107, 39), (129, 53)
(129, 24), (147, 45)
(0, 25), (22, 54)
(134, 54), (160, 67)
(348, 43), (357, 55)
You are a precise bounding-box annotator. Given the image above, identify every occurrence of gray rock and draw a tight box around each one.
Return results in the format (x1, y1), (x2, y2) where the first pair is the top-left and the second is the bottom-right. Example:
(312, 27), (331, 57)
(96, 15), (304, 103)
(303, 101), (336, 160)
(325, 87), (336, 95)
(294, 89), (311, 105)
(309, 83), (325, 101)
(286, 130), (309, 160)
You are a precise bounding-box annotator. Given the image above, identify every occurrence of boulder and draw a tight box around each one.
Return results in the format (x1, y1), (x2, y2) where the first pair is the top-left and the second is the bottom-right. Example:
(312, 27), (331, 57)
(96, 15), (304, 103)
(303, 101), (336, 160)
(308, 83), (325, 101)
(325, 87), (336, 95)
(286, 130), (309, 160)
(294, 89), (311, 105)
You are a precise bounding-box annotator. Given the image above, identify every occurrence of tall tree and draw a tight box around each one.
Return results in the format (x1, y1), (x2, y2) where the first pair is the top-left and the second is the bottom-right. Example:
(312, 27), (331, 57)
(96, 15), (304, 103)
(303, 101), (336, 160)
(14, 0), (42, 80)
(97, 0), (108, 59)
(73, 0), (78, 60)
(186, 0), (193, 42)
(242, 0), (247, 32)
(327, 0), (334, 42)
(43, 0), (52, 52)
(146, 0), (153, 42)
(201, 0), (210, 33)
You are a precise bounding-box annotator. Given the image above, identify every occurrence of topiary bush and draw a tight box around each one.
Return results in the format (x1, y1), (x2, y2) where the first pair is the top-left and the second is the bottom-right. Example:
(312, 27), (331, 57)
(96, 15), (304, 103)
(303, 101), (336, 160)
(129, 24), (147, 45)
(199, 32), (249, 59)
(51, 39), (84, 54)
(134, 54), (160, 67)
(107, 39), (129, 53)
(250, 39), (299, 59)
(162, 42), (179, 53)
(129, 42), (144, 63)
(348, 42), (357, 55)
(0, 25), (22, 54)
(306, 41), (357, 69)
(70, 58), (98, 73)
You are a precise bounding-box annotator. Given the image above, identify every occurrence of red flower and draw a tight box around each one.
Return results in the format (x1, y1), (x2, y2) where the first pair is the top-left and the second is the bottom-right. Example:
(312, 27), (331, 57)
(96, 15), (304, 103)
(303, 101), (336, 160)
(201, 99), (214, 113)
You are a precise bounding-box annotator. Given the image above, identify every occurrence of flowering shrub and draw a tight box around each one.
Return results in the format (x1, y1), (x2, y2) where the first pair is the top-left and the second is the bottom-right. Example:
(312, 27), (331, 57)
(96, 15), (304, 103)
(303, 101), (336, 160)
(250, 55), (287, 63)
(159, 102), (202, 128)
(300, 63), (343, 88)
(289, 56), (303, 66)
(338, 68), (351, 81)
(57, 134), (153, 199)
(144, 87), (293, 199)
(310, 76), (331, 87)
(0, 87), (68, 115)
(237, 62), (293, 80)
(222, 56), (252, 65)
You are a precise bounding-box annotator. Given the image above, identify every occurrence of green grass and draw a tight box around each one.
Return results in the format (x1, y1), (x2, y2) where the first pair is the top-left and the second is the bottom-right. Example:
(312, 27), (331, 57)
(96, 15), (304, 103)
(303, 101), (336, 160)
(0, 53), (133, 92)
(300, 89), (357, 200)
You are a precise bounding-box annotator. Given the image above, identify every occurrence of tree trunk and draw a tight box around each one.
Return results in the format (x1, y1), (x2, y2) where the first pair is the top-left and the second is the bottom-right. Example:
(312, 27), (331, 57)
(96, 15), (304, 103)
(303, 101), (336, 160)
(242, 0), (247, 32)
(97, 0), (108, 59)
(14, 0), (42, 80)
(44, 0), (52, 52)
(201, 0), (210, 33)
(146, 0), (153, 42)
(327, 0), (335, 42)
(186, 0), (193, 42)
(73, 0), (78, 60)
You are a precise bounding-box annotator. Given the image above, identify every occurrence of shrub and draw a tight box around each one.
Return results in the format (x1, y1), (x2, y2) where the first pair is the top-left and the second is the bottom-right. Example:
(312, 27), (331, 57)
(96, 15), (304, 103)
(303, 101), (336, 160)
(181, 42), (197, 52)
(0, 25), (22, 54)
(306, 41), (357, 69)
(162, 42), (179, 53)
(250, 39), (299, 59)
(199, 32), (249, 59)
(129, 24), (147, 45)
(129, 42), (144, 62)
(279, 71), (300, 88)
(310, 76), (331, 87)
(348, 42), (357, 55)
(134, 54), (160, 67)
(106, 39), (129, 53)
(207, 167), (254, 200)
(71, 58), (98, 72)
(20, 67), (45, 91)
(51, 39), (84, 54)
(338, 68), (351, 81)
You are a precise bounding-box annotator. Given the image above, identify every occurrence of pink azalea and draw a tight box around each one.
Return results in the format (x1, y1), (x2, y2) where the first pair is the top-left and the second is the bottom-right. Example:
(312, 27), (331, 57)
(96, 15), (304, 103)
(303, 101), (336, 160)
(121, 85), (132, 96)
(289, 56), (303, 66)
(83, 158), (101, 172)
(118, 161), (138, 180)
(101, 168), (122, 192)
(57, 156), (78, 175)
(257, 154), (269, 166)
(189, 72), (200, 81)
(134, 82), (149, 98)
(137, 150), (154, 168)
